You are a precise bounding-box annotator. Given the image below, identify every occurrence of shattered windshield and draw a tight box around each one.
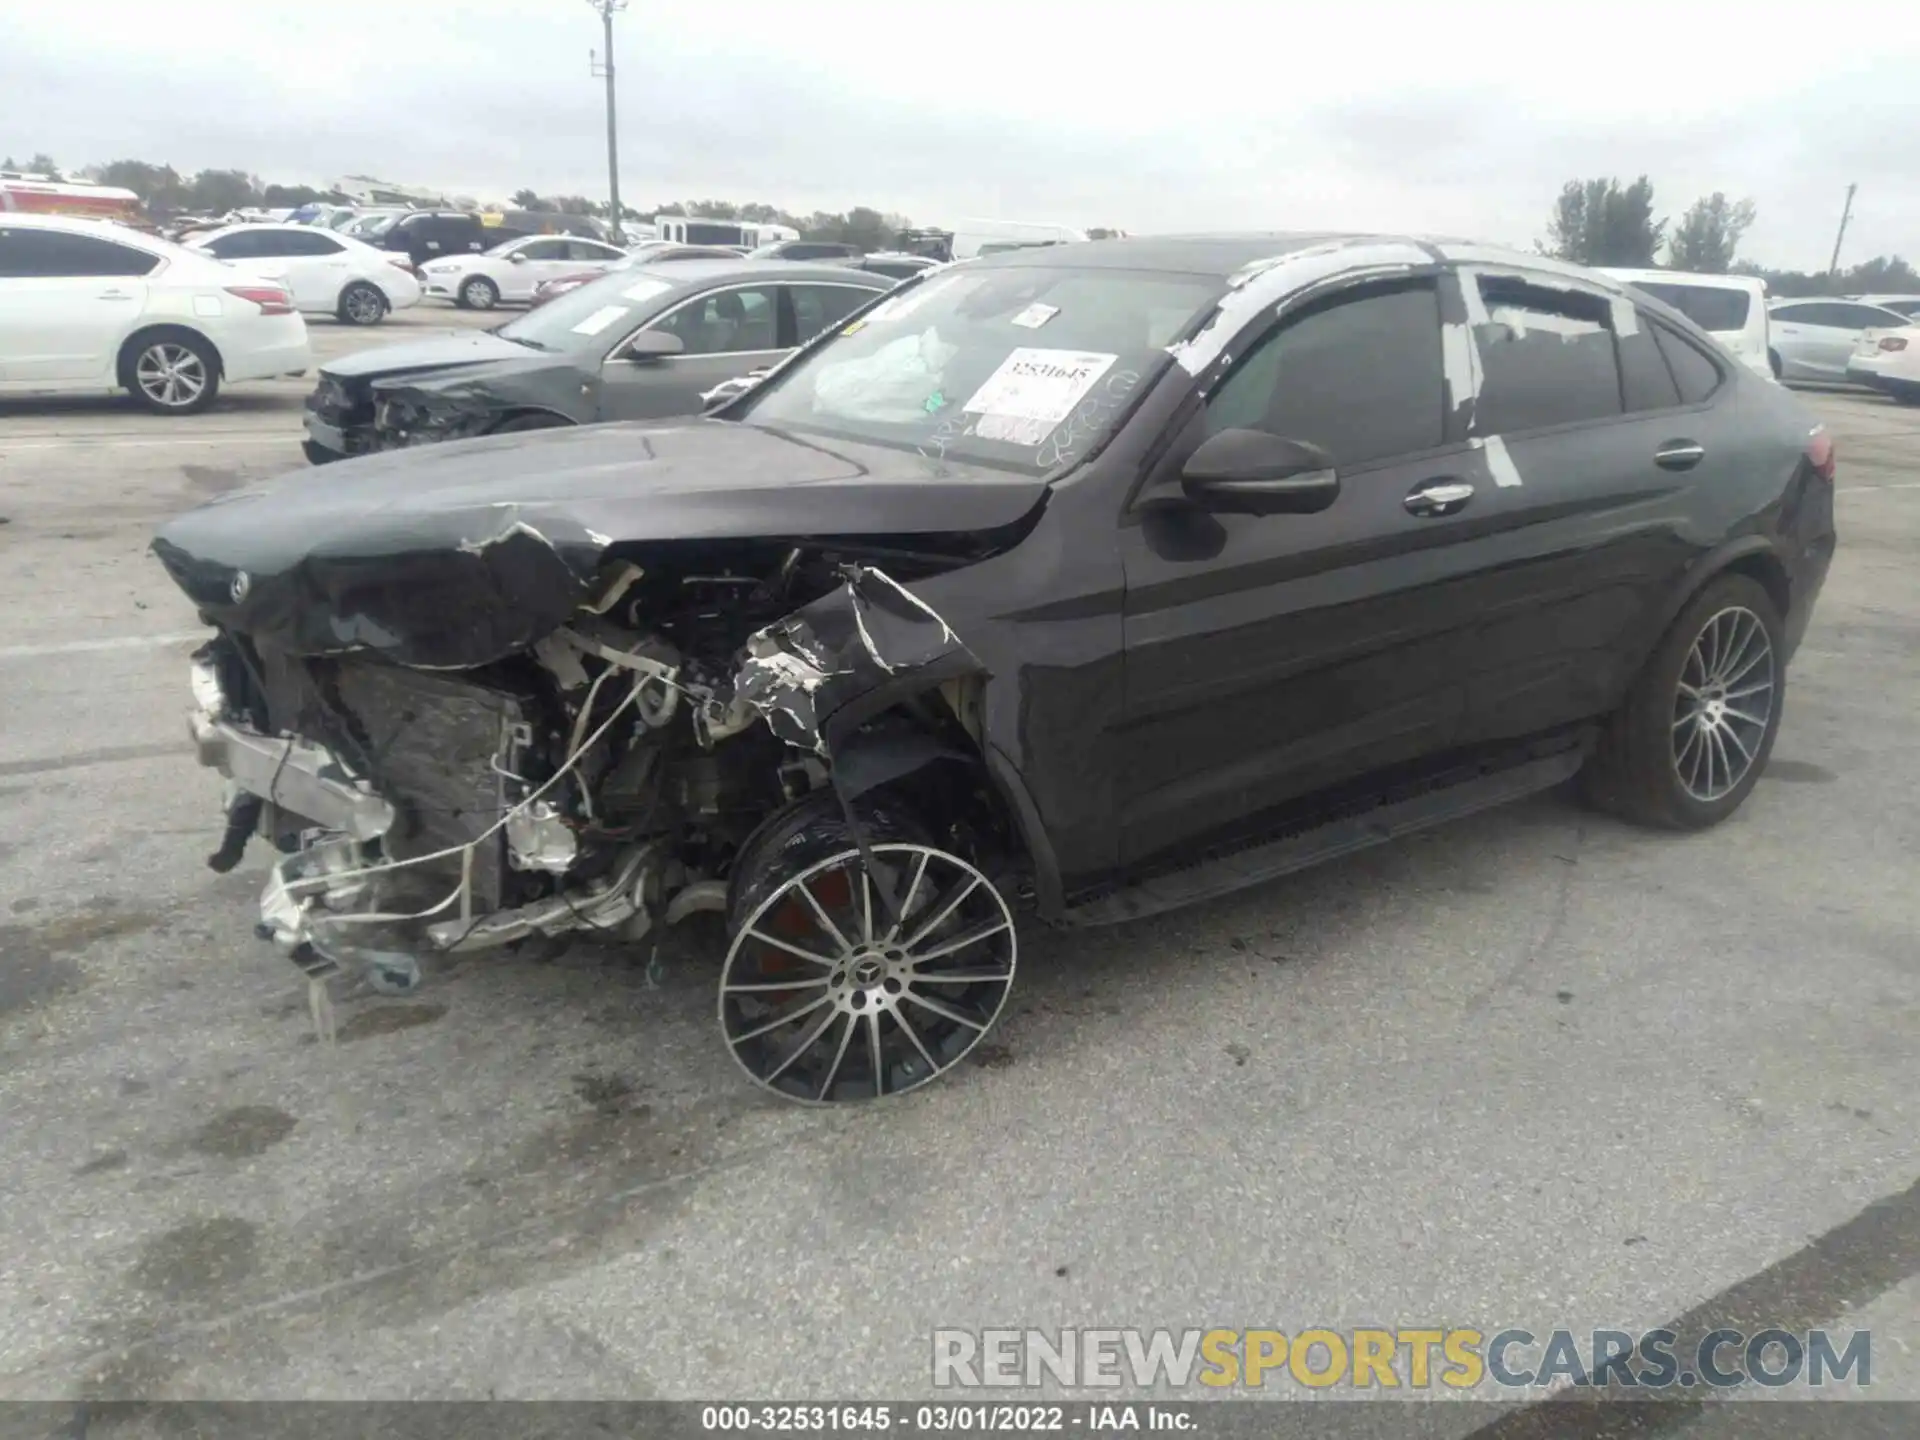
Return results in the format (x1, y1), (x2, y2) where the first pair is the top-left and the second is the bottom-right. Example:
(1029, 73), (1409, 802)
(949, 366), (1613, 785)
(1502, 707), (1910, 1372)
(494, 272), (676, 354)
(736, 264), (1222, 472)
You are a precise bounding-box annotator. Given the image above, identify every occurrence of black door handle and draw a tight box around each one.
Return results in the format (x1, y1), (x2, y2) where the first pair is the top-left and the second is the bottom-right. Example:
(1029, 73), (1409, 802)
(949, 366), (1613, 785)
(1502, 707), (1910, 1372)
(1655, 440), (1705, 471)
(1404, 478), (1475, 517)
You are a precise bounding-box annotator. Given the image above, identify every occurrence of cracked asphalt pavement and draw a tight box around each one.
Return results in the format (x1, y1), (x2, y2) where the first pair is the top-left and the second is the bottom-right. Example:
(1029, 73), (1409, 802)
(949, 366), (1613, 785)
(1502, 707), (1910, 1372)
(0, 312), (1915, 1416)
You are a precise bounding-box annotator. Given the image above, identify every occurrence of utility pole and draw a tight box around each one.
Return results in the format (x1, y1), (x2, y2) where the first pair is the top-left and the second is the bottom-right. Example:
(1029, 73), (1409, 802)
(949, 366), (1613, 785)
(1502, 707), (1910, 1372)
(1827, 183), (1856, 278)
(587, 0), (628, 243)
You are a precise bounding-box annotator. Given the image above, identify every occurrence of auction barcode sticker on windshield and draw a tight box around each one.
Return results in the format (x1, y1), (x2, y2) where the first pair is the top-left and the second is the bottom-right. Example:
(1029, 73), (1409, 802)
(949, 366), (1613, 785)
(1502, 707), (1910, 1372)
(570, 305), (631, 336)
(961, 349), (1118, 441)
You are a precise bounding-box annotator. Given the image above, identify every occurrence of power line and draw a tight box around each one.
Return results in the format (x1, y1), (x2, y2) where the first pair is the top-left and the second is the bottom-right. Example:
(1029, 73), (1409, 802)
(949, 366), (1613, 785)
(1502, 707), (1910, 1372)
(586, 0), (628, 243)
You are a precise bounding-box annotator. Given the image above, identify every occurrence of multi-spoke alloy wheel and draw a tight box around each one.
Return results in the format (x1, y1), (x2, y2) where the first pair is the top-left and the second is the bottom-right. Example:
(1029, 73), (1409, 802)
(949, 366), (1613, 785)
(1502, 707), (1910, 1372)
(1672, 605), (1776, 802)
(135, 342), (209, 410)
(720, 843), (1017, 1104)
(1582, 573), (1786, 830)
(340, 283), (387, 325)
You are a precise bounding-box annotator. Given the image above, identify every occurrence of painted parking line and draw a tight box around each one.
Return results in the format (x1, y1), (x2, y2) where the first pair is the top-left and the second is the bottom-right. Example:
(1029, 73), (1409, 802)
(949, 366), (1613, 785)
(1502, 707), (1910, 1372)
(0, 631), (204, 661)
(1, 434), (299, 451)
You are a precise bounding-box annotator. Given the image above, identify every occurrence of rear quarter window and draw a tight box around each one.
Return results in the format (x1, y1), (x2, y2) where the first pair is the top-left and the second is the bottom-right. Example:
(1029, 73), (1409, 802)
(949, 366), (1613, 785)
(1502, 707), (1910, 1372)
(1652, 325), (1723, 404)
(1619, 318), (1682, 412)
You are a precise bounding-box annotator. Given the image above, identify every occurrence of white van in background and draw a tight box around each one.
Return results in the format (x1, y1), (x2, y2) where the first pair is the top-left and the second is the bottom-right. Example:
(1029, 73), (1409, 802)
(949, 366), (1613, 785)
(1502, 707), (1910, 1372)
(1601, 268), (1773, 380)
(950, 219), (1088, 260)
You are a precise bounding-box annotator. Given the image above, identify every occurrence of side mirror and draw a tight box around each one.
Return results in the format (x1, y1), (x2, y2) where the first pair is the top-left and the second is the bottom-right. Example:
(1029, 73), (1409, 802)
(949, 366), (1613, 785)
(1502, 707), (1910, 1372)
(507, 252), (528, 264)
(1179, 429), (1340, 515)
(621, 330), (685, 362)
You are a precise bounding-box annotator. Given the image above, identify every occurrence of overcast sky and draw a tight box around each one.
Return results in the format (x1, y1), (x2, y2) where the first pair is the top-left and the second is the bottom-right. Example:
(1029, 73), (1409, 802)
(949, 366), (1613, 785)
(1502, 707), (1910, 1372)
(5, 0), (1918, 269)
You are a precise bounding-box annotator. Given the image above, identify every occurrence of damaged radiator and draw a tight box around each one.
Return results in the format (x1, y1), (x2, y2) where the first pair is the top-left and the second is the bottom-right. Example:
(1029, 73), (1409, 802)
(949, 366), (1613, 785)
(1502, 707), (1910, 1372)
(258, 651), (535, 909)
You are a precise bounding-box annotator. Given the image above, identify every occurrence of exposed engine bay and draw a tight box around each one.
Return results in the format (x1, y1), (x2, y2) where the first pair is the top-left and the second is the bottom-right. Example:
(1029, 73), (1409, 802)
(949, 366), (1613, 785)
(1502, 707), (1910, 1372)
(186, 550), (1011, 1055)
(153, 409), (1054, 1102)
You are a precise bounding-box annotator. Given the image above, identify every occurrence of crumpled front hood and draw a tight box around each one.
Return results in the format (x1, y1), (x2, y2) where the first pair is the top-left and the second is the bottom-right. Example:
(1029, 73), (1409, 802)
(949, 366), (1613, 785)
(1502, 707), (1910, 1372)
(150, 419), (1049, 669)
(321, 332), (535, 382)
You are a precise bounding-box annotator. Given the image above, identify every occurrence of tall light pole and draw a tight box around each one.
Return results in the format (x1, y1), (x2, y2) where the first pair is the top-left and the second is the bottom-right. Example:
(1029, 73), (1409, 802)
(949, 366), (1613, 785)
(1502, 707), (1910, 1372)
(587, 0), (628, 242)
(1827, 183), (1856, 279)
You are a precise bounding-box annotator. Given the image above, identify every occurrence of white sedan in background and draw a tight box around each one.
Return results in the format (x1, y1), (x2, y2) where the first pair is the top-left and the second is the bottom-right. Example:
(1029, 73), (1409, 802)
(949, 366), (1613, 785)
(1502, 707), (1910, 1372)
(1765, 297), (1912, 384)
(1848, 322), (1920, 405)
(189, 223), (422, 326)
(419, 234), (630, 310)
(0, 213), (311, 414)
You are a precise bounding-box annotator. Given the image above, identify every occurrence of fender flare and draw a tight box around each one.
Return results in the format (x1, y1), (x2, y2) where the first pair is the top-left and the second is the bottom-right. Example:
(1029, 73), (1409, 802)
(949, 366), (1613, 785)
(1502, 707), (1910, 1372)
(1631, 536), (1793, 674)
(825, 706), (1066, 922)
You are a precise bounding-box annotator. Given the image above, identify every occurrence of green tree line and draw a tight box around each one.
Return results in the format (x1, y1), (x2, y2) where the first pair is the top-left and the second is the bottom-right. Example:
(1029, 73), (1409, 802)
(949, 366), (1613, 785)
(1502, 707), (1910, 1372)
(17, 149), (1907, 294)
(1542, 174), (1915, 297)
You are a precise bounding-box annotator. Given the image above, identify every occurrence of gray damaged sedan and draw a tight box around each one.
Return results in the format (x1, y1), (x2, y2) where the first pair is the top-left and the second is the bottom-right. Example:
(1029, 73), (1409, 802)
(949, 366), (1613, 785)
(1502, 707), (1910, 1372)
(301, 260), (896, 462)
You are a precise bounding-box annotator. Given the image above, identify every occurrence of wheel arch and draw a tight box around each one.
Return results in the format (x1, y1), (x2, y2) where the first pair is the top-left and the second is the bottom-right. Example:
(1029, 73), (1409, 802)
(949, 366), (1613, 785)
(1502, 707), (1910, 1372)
(116, 323), (224, 386)
(1632, 539), (1792, 681)
(827, 687), (1062, 921)
(338, 276), (390, 309)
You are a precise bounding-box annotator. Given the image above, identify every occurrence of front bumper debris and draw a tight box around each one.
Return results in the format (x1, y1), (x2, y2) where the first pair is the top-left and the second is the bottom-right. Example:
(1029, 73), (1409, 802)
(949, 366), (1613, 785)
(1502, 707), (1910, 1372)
(189, 708), (395, 842)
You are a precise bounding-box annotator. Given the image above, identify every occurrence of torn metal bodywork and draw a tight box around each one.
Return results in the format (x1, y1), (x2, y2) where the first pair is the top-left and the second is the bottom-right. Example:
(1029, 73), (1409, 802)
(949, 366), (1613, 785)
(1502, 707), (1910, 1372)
(734, 565), (987, 758)
(151, 420), (1052, 669)
(303, 333), (558, 457)
(368, 362), (591, 449)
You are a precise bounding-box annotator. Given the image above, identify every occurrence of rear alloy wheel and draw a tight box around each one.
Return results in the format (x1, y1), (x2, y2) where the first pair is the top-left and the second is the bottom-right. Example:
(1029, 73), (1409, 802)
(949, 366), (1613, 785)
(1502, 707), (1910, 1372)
(720, 808), (1017, 1105)
(128, 335), (219, 415)
(1582, 573), (1785, 829)
(1671, 606), (1777, 805)
(338, 281), (388, 326)
(459, 275), (499, 311)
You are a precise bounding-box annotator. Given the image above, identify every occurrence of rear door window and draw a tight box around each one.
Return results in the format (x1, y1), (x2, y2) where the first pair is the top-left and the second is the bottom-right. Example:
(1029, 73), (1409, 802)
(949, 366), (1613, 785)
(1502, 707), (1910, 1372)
(202, 231), (266, 260)
(279, 230), (346, 256)
(1205, 280), (1446, 467)
(1471, 276), (1623, 432)
(1825, 303), (1908, 329)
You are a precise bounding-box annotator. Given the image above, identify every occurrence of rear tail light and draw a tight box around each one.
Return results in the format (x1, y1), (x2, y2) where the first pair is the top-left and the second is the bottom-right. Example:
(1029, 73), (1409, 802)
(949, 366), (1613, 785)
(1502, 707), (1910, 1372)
(1880, 336), (1909, 352)
(225, 285), (293, 316)
(1805, 426), (1836, 483)
(387, 257), (417, 274)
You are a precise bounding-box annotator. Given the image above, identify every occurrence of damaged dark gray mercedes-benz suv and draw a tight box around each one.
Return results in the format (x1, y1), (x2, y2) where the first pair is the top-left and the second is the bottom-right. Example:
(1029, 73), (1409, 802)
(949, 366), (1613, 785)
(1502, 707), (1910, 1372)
(152, 233), (1837, 1104)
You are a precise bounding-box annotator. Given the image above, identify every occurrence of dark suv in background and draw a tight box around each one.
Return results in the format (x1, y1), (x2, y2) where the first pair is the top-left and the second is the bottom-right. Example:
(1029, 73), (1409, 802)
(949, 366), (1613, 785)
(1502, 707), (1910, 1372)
(374, 210), (611, 269)
(747, 240), (863, 261)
